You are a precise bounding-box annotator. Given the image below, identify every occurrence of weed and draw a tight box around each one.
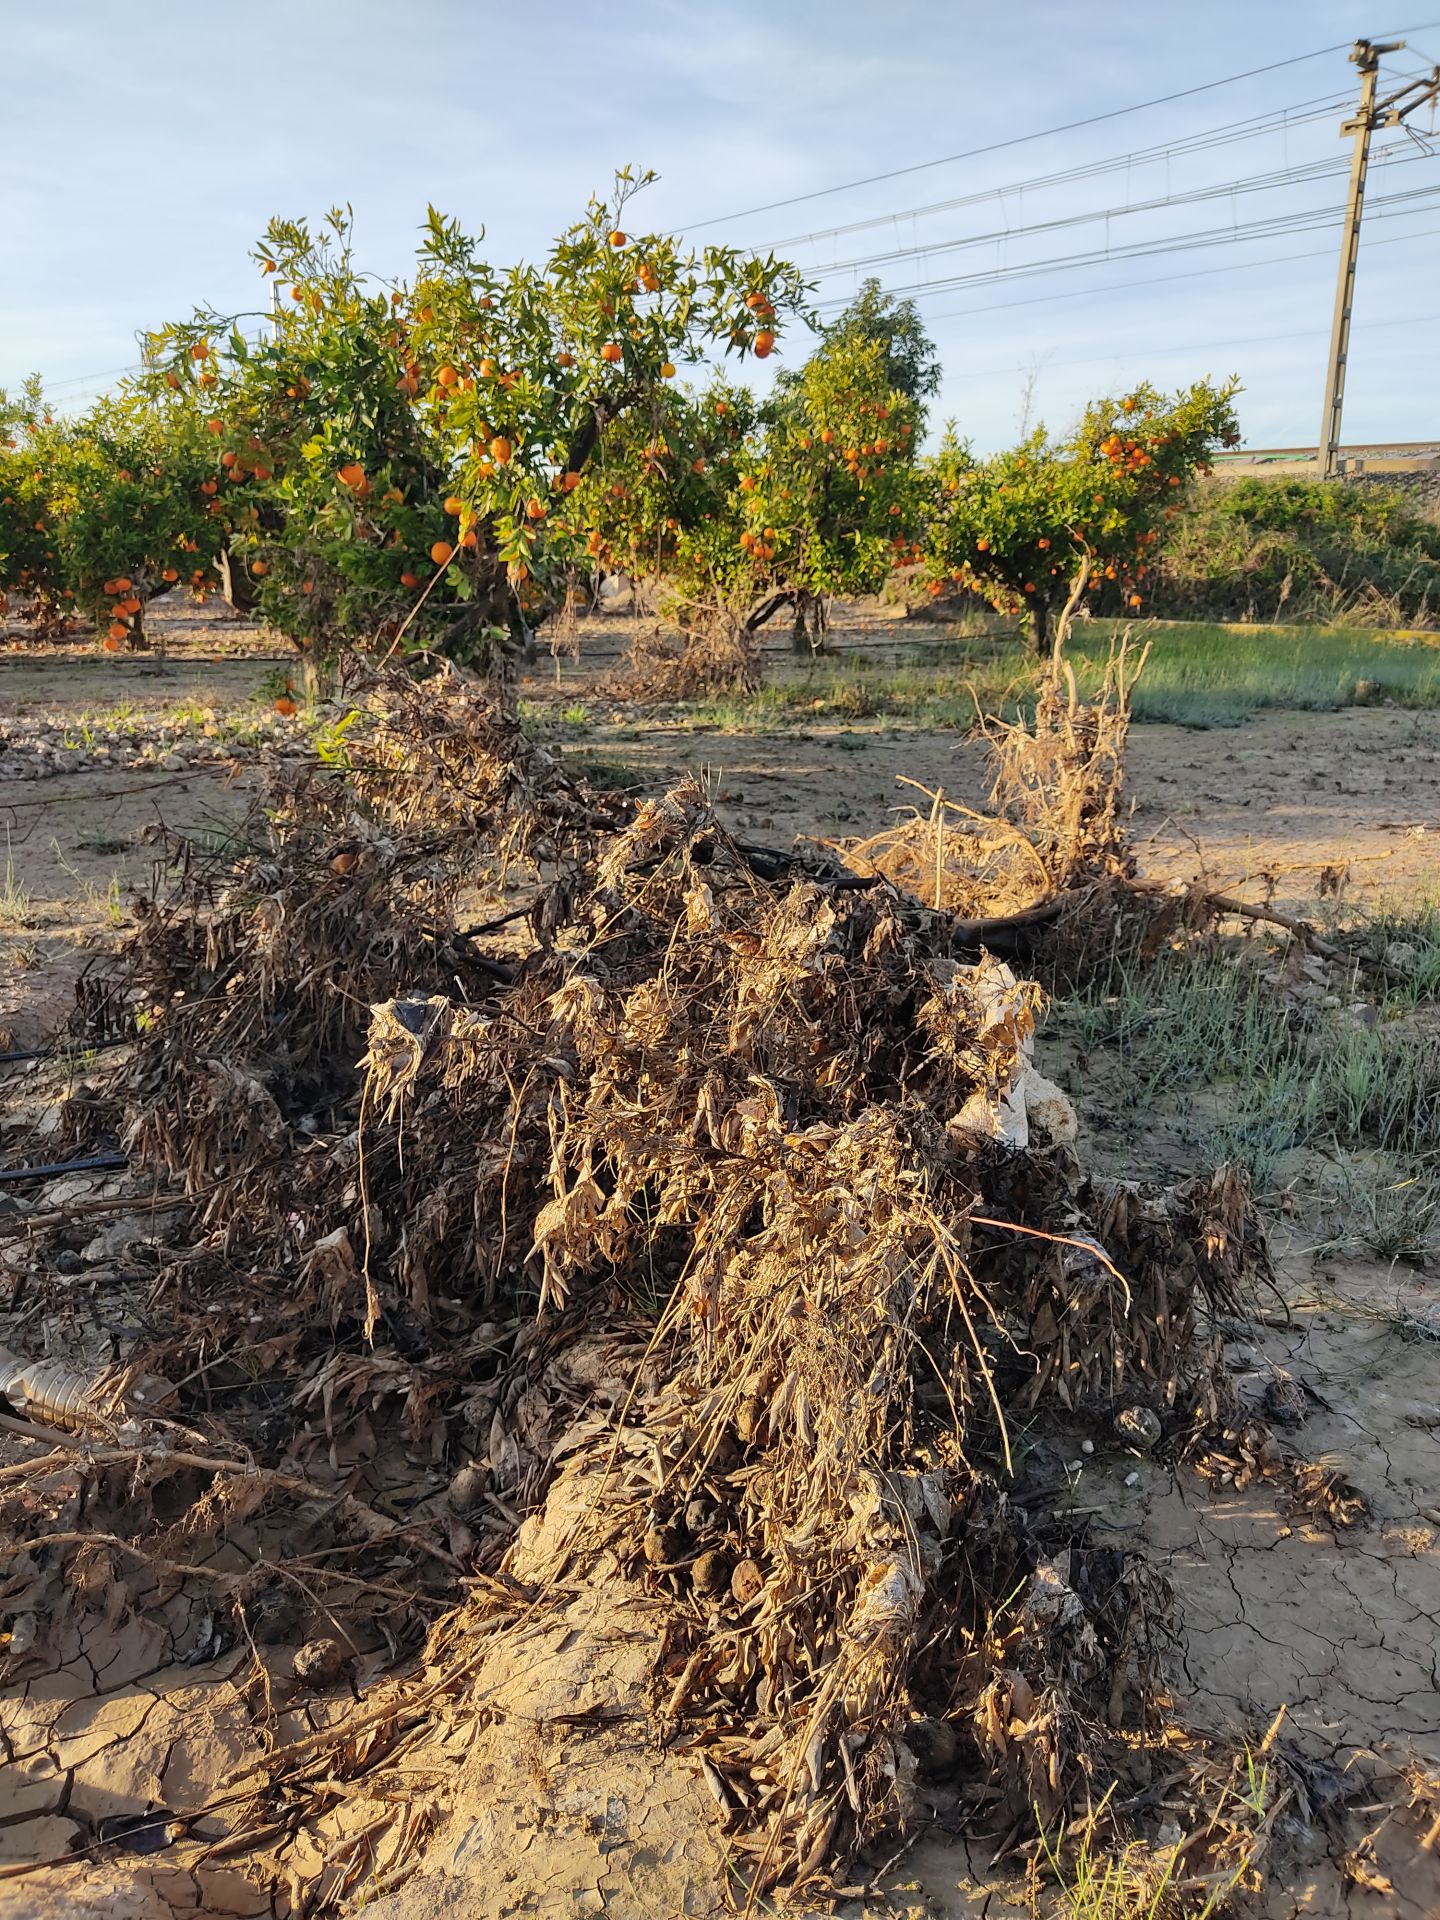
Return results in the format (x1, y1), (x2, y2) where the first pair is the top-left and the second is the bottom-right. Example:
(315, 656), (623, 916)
(0, 839), (32, 930)
(561, 701), (590, 727)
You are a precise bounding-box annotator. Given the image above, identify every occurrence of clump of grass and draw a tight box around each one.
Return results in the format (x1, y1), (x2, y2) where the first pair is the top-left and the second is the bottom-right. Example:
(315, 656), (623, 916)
(1058, 934), (1440, 1192)
(0, 839), (32, 931)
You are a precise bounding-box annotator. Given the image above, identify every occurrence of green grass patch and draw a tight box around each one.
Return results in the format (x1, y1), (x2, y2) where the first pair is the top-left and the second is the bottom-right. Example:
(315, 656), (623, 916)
(1053, 908), (1440, 1254)
(659, 619), (1440, 734)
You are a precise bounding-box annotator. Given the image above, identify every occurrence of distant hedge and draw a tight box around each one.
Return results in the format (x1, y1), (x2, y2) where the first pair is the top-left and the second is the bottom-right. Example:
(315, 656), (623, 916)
(1102, 477), (1440, 627)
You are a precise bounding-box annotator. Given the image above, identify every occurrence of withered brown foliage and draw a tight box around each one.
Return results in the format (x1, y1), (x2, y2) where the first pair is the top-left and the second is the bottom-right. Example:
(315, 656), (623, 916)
(0, 658), (1272, 1907)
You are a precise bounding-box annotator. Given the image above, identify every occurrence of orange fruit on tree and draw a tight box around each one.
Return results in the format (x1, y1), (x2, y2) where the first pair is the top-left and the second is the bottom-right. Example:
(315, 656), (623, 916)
(660, 361), (676, 379)
(221, 450), (237, 468)
(459, 527), (478, 548)
(556, 351), (575, 369)
(436, 365), (458, 387)
(107, 623), (127, 642)
(1037, 537), (1050, 550)
(430, 540), (454, 565)
(752, 331), (775, 358)
(114, 577), (132, 592)
(190, 341), (209, 360)
(608, 230), (626, 247)
(251, 560), (268, 576)
(200, 480), (218, 496)
(162, 567), (178, 583)
(561, 471), (581, 492)
(819, 428), (833, 444)
(600, 342), (623, 364)
(525, 498), (547, 521)
(337, 462), (366, 490)
(206, 417), (223, 435)
(444, 495), (464, 516)
(489, 436), (513, 465)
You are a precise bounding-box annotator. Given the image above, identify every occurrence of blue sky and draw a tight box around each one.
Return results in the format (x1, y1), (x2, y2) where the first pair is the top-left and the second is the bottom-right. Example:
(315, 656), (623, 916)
(3, 0), (1437, 450)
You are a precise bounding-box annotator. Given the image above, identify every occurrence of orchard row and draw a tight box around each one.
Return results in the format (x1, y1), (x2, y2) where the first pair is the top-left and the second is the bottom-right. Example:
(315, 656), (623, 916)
(1, 173), (1240, 675)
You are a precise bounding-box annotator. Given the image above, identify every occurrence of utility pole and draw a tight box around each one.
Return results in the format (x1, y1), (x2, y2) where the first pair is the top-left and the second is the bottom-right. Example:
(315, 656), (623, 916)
(1318, 38), (1440, 478)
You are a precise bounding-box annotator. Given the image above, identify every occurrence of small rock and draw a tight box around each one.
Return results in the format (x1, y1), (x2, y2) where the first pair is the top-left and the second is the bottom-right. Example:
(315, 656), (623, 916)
(1124, 1471), (1141, 1489)
(1384, 940), (1419, 972)
(1079, 1438), (1095, 1456)
(446, 1462), (490, 1514)
(81, 1216), (151, 1264)
(291, 1637), (345, 1686)
(51, 1248), (84, 1276)
(1115, 1405), (1162, 1452)
(906, 1714), (958, 1777)
(691, 1548), (732, 1599)
(159, 751), (187, 773)
(730, 1558), (764, 1605)
(683, 1496), (711, 1537)
(1262, 1370), (1308, 1429)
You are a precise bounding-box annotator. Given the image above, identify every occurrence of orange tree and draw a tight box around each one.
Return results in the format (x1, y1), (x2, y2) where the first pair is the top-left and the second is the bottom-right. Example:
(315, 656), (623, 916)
(0, 381), (71, 632)
(578, 333), (923, 684)
(44, 392), (222, 650)
(141, 175), (804, 686)
(923, 379), (1241, 650)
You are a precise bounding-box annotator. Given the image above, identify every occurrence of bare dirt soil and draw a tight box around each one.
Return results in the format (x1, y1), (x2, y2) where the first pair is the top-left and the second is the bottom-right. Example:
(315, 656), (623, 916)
(2, 612), (1437, 1919)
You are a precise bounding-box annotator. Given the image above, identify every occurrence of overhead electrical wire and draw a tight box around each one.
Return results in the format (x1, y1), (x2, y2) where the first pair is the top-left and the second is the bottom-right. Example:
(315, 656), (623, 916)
(913, 217), (1440, 325)
(668, 42), (1359, 234)
(760, 92), (1352, 253)
(797, 144), (1429, 283)
(811, 181), (1440, 309)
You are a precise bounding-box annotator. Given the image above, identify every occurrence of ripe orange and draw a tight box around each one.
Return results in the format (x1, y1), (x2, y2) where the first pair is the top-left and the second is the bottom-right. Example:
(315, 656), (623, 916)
(118, 597), (142, 615)
(107, 623), (127, 641)
(556, 351), (575, 369)
(525, 499), (547, 521)
(337, 462), (366, 490)
(444, 495), (464, 516)
(162, 567), (178, 582)
(1037, 537), (1050, 550)
(587, 530), (603, 556)
(489, 436), (513, 465)
(400, 570), (419, 588)
(114, 577), (132, 592)
(190, 341), (209, 360)
(819, 428), (834, 445)
(206, 417), (223, 435)
(102, 579), (117, 595)
(459, 527), (478, 548)
(660, 362), (676, 379)
(739, 475), (756, 491)
(104, 636), (123, 652)
(436, 365), (458, 388)
(561, 472), (581, 492)
(273, 696), (298, 716)
(600, 342), (623, 364)
(752, 331), (775, 358)
(976, 539), (989, 553)
(478, 293), (495, 310)
(251, 560), (268, 577)
(430, 540), (454, 565)
(165, 373), (180, 391)
(301, 580), (315, 595)
(291, 287), (304, 302)
(608, 230), (626, 247)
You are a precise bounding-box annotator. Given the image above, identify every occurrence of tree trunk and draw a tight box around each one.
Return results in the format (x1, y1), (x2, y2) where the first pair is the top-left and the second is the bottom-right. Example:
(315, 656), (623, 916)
(1028, 600), (1050, 654)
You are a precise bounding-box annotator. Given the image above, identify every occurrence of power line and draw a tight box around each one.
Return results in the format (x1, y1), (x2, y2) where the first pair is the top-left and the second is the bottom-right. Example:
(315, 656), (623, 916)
(801, 144), (1428, 284)
(762, 92), (1352, 254)
(670, 41), (1357, 234)
(950, 307), (1440, 382)
(913, 217), (1440, 324)
(812, 180), (1440, 309)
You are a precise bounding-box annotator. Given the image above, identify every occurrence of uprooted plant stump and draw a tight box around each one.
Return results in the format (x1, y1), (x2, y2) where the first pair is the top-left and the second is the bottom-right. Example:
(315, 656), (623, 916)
(0, 659), (1320, 1916)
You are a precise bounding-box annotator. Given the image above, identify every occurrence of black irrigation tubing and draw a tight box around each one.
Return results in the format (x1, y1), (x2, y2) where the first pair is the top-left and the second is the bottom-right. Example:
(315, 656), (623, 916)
(0, 1153), (129, 1187)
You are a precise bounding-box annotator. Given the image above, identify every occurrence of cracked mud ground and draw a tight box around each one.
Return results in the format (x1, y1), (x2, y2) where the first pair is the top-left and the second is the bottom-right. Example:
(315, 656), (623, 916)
(2, 617), (1439, 1918)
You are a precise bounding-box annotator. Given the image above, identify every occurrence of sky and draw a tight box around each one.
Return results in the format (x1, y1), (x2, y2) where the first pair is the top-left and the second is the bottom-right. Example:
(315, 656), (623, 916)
(2, 0), (1438, 452)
